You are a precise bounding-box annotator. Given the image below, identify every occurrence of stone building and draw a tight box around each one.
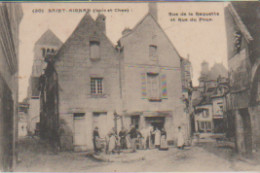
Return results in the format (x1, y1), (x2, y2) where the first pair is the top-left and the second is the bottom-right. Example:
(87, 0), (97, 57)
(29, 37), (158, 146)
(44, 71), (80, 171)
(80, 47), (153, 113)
(40, 3), (189, 151)
(27, 29), (62, 135)
(0, 3), (23, 171)
(117, 3), (187, 143)
(192, 61), (228, 134)
(225, 2), (260, 156)
(40, 13), (120, 151)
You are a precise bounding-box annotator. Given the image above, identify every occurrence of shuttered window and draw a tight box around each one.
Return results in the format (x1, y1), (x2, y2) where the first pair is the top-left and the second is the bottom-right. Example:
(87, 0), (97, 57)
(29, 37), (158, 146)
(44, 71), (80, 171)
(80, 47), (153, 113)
(161, 74), (167, 98)
(141, 73), (167, 100)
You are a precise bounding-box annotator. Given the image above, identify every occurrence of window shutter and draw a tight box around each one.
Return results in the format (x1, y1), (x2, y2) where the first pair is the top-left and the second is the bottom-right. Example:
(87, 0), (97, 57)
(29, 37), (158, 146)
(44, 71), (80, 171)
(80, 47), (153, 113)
(161, 74), (167, 98)
(141, 73), (147, 98)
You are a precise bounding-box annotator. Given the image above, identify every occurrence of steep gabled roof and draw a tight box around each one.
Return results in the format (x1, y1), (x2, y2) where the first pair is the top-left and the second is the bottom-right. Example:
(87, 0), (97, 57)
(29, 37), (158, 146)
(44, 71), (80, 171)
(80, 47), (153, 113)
(227, 3), (253, 43)
(119, 12), (181, 59)
(231, 2), (259, 41)
(55, 12), (115, 61)
(35, 29), (63, 47)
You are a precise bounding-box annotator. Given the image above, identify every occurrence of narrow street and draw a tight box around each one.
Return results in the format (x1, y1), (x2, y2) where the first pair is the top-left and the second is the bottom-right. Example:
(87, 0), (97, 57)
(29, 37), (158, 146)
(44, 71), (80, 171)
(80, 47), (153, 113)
(15, 137), (260, 172)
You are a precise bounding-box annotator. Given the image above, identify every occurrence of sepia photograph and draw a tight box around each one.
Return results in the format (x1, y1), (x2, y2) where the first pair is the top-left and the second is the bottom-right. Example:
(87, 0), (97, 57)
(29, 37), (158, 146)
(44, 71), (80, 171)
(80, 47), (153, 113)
(0, 0), (260, 172)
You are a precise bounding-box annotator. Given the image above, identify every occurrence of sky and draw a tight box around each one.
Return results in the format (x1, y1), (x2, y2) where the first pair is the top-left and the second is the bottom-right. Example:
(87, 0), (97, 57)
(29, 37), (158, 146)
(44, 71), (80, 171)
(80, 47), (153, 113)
(19, 2), (228, 101)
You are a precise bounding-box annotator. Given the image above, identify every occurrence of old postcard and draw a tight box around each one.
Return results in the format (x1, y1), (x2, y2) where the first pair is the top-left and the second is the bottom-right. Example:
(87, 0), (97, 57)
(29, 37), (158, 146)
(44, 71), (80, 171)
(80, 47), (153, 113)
(0, 1), (260, 172)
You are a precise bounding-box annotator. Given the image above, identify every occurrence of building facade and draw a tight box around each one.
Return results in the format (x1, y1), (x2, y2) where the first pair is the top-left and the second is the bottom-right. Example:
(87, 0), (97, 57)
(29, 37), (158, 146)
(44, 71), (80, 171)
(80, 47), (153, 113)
(40, 13), (121, 151)
(225, 2), (260, 156)
(0, 3), (23, 171)
(118, 3), (187, 144)
(192, 61), (228, 134)
(40, 3), (189, 151)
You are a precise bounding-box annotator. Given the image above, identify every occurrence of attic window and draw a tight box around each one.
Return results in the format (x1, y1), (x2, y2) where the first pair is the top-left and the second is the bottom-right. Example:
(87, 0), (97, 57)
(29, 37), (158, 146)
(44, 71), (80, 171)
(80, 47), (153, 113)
(90, 41), (100, 61)
(149, 45), (157, 61)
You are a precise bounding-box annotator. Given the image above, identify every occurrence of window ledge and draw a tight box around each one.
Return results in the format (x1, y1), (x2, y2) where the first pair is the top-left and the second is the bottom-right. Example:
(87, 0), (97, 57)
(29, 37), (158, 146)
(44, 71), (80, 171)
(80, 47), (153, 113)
(89, 94), (106, 98)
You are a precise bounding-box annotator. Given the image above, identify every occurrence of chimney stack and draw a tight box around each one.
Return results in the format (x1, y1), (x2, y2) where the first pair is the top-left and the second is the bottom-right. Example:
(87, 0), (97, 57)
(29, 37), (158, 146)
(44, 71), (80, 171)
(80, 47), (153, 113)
(96, 14), (106, 34)
(148, 2), (157, 21)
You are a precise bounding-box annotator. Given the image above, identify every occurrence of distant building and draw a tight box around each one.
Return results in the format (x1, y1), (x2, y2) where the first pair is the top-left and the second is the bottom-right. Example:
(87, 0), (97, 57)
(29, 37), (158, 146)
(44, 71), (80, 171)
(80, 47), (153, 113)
(18, 102), (29, 137)
(225, 2), (260, 156)
(40, 3), (189, 151)
(192, 61), (229, 134)
(0, 3), (23, 171)
(27, 29), (62, 135)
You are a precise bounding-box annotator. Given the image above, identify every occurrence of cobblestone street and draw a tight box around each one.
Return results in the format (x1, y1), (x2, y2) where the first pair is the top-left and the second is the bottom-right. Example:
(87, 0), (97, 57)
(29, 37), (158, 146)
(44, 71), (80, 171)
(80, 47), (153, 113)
(15, 137), (260, 172)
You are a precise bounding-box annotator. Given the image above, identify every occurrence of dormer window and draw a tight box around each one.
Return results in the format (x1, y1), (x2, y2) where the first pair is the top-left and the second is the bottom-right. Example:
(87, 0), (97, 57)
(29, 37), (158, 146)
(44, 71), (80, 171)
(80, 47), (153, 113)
(90, 41), (100, 61)
(149, 45), (157, 61)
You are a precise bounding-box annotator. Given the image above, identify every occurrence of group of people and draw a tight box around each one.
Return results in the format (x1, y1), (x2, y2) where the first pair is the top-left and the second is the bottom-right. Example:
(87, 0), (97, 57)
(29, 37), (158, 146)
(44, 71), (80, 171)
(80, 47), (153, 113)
(93, 125), (185, 154)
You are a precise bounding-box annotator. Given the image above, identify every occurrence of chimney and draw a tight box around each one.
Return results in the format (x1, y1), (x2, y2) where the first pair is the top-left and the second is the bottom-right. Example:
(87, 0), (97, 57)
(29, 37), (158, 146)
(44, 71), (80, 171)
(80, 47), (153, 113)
(148, 2), (157, 21)
(96, 14), (106, 34)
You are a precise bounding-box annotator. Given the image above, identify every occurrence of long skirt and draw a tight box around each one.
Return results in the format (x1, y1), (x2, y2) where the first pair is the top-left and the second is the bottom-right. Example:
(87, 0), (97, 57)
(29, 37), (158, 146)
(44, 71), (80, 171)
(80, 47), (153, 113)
(108, 136), (116, 153)
(160, 136), (168, 150)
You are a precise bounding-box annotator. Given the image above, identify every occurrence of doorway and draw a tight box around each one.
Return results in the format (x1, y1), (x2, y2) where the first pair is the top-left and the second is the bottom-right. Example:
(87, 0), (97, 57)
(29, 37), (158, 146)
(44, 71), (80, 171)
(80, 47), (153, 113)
(92, 112), (108, 138)
(73, 113), (86, 146)
(145, 117), (165, 130)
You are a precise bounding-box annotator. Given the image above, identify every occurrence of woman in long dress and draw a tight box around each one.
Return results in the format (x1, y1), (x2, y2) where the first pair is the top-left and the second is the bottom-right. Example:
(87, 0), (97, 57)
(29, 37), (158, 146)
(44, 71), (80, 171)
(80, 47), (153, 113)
(153, 127), (161, 149)
(177, 126), (185, 150)
(160, 128), (168, 150)
(107, 128), (116, 154)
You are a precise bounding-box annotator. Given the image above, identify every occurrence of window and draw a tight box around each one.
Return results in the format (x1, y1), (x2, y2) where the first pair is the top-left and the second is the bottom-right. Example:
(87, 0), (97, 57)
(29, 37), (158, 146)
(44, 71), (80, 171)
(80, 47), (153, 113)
(91, 78), (103, 94)
(202, 109), (209, 118)
(199, 121), (211, 132)
(42, 48), (46, 57)
(147, 73), (160, 100)
(90, 41), (100, 61)
(149, 45), (157, 60)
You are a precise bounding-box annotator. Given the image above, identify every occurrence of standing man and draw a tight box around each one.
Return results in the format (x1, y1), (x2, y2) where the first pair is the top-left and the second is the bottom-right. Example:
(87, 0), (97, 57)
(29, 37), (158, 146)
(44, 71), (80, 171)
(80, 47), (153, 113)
(128, 125), (138, 152)
(119, 127), (127, 149)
